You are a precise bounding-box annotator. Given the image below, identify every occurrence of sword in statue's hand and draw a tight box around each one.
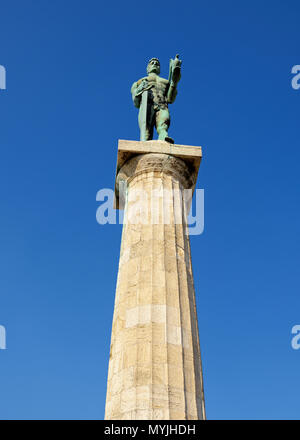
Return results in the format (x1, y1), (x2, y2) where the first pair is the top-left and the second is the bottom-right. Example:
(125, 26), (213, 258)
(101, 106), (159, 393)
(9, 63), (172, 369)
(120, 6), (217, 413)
(138, 80), (153, 141)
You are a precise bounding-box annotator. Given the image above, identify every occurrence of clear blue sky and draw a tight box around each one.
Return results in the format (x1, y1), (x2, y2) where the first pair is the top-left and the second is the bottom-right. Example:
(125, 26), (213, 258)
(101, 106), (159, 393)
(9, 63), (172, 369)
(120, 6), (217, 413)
(0, 0), (299, 420)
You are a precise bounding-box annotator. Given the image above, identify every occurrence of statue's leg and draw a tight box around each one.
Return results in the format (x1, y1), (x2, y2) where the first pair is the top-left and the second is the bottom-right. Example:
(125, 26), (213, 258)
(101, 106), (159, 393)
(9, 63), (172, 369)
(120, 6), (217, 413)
(145, 115), (154, 141)
(146, 105), (155, 140)
(156, 109), (171, 142)
(145, 126), (154, 140)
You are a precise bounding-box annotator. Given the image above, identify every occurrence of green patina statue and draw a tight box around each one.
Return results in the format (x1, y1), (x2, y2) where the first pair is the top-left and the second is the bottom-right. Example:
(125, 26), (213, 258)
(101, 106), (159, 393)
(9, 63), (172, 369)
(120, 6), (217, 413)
(131, 55), (182, 144)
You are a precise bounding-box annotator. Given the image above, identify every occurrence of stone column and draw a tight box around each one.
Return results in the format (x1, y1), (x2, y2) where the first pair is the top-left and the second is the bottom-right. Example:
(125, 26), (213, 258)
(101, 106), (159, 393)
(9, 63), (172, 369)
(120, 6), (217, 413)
(105, 140), (205, 420)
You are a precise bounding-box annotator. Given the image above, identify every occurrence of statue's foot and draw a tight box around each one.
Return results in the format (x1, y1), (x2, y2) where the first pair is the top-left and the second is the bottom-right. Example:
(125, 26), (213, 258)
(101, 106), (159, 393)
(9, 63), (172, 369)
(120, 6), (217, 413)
(165, 136), (174, 144)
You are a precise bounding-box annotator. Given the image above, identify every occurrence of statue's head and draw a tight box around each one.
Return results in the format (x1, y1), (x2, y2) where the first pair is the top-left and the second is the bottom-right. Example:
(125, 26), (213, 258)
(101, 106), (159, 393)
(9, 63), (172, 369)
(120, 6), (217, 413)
(147, 58), (160, 74)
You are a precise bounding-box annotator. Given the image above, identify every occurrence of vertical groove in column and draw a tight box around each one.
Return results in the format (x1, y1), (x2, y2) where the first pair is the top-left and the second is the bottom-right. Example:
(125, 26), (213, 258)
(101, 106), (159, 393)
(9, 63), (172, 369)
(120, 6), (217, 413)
(165, 173), (173, 418)
(162, 173), (170, 420)
(151, 170), (169, 419)
(136, 173), (145, 419)
(164, 175), (184, 419)
(172, 177), (188, 419)
(184, 218), (206, 420)
(159, 170), (168, 419)
(178, 181), (198, 419)
(122, 180), (133, 420)
(149, 171), (155, 420)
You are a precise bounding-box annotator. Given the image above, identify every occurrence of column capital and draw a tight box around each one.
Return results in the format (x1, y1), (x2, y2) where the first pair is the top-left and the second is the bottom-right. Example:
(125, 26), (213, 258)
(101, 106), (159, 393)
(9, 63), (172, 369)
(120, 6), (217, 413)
(114, 140), (202, 209)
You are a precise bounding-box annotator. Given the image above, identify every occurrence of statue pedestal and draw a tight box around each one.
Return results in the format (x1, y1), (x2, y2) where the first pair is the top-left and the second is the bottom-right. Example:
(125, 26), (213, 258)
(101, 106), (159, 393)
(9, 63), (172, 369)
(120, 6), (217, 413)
(105, 140), (205, 420)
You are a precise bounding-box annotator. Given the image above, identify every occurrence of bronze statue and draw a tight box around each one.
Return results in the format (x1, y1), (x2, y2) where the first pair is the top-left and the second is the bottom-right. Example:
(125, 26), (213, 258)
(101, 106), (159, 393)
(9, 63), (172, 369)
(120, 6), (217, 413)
(131, 55), (182, 144)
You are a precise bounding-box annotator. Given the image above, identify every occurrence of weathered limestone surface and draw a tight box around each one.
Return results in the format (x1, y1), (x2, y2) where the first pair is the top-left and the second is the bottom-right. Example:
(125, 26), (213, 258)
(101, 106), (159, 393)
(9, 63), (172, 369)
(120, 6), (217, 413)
(105, 140), (205, 420)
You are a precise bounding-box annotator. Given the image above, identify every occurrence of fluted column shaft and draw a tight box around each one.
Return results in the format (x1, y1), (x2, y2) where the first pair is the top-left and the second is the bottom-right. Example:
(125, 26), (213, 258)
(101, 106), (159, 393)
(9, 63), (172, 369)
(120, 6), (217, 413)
(105, 153), (205, 420)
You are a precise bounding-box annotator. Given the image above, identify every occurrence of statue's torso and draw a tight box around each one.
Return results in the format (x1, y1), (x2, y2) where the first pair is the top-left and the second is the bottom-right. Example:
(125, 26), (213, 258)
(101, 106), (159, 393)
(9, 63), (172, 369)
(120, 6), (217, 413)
(137, 74), (169, 110)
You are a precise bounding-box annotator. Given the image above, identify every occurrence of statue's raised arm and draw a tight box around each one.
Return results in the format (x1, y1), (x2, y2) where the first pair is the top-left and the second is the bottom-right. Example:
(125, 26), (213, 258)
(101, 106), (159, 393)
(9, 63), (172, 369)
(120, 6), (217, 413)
(167, 54), (182, 104)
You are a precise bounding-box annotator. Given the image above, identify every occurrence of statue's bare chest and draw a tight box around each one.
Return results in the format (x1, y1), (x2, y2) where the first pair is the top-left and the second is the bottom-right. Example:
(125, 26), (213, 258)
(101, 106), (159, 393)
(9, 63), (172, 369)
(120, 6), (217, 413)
(148, 77), (168, 94)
